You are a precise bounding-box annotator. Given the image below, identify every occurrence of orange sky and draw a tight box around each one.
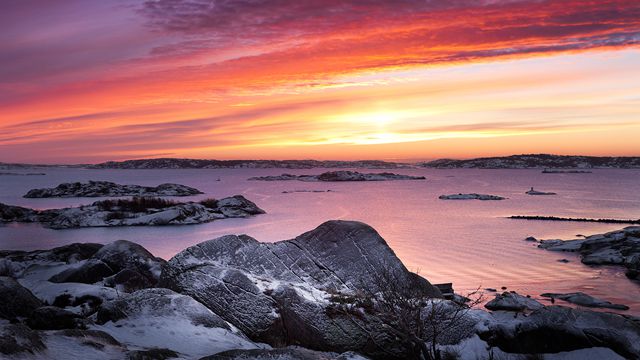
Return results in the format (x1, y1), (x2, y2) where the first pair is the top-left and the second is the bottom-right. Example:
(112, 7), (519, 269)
(1, 0), (639, 163)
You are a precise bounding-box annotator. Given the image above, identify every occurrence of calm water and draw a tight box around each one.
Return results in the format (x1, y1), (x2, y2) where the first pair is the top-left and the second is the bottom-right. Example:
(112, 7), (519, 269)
(1, 168), (639, 313)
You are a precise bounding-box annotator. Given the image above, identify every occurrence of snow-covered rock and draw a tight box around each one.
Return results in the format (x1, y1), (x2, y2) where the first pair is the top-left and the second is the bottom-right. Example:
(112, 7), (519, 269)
(24, 180), (203, 198)
(484, 292), (544, 312)
(438, 193), (505, 200)
(249, 171), (425, 182)
(540, 292), (629, 310)
(95, 288), (259, 359)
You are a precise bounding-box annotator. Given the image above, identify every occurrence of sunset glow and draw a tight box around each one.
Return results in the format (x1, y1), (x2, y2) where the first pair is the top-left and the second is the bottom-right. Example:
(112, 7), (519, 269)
(1, 0), (639, 163)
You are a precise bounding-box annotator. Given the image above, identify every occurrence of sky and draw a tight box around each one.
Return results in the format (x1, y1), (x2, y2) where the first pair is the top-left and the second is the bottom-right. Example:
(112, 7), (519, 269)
(1, 0), (639, 163)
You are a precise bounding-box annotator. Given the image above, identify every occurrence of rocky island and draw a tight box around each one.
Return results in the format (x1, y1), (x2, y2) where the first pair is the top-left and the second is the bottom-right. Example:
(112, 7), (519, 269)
(249, 170), (425, 182)
(439, 193), (505, 200)
(0, 196), (264, 229)
(525, 187), (556, 195)
(534, 226), (640, 280)
(24, 181), (203, 198)
(1, 221), (638, 359)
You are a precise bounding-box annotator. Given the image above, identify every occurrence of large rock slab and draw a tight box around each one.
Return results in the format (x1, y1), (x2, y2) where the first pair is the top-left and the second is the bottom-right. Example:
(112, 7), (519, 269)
(24, 181), (203, 198)
(160, 220), (441, 357)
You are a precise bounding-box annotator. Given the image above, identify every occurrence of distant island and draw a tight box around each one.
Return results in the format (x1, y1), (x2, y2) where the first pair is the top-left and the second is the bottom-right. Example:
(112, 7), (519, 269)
(420, 154), (640, 169)
(249, 171), (425, 182)
(87, 158), (409, 169)
(2, 154), (640, 170)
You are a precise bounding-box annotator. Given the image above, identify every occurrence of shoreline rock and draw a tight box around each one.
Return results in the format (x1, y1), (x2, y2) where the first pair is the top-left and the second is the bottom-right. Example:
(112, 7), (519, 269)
(536, 226), (640, 280)
(24, 181), (203, 198)
(249, 171), (425, 182)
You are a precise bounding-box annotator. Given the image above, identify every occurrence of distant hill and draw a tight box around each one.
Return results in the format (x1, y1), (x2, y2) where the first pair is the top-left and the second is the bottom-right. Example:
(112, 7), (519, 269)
(420, 154), (640, 169)
(88, 158), (409, 169)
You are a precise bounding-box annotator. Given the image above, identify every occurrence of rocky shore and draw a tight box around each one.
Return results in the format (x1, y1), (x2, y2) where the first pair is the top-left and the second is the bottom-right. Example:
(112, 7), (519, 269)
(439, 193), (505, 201)
(534, 226), (640, 280)
(0, 195), (264, 229)
(1, 221), (638, 359)
(24, 181), (203, 198)
(249, 171), (425, 182)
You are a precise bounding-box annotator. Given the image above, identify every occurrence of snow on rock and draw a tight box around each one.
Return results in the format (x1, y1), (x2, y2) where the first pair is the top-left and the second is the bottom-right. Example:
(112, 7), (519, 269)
(438, 193), (505, 201)
(160, 220), (441, 358)
(1, 195), (265, 229)
(95, 288), (260, 359)
(248, 171), (425, 182)
(24, 180), (203, 198)
(540, 292), (629, 310)
(484, 292), (544, 312)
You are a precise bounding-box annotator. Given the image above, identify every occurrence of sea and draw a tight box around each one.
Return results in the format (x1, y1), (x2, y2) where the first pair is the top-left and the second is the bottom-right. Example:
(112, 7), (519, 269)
(1, 167), (639, 314)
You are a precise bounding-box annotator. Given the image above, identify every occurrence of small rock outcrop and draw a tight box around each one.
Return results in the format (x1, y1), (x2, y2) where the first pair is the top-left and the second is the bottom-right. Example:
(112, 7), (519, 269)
(525, 187), (556, 195)
(540, 292), (629, 310)
(24, 181), (203, 198)
(249, 171), (425, 182)
(1, 195), (265, 229)
(438, 193), (505, 201)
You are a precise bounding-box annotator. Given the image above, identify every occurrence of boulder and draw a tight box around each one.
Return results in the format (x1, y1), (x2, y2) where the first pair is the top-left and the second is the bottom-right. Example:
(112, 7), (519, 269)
(0, 322), (46, 355)
(49, 259), (114, 284)
(160, 220), (441, 357)
(26, 306), (87, 330)
(0, 277), (42, 319)
(104, 268), (154, 292)
(93, 240), (164, 286)
(480, 306), (640, 358)
(485, 292), (543, 312)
